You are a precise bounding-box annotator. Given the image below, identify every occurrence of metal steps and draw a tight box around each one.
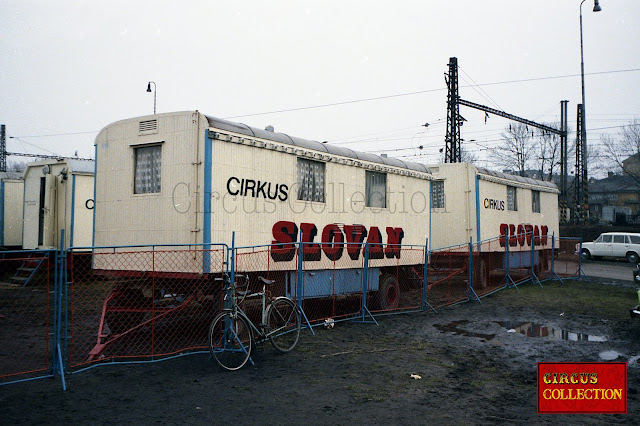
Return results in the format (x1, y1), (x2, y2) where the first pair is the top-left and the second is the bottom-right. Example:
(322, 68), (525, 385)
(8, 253), (47, 286)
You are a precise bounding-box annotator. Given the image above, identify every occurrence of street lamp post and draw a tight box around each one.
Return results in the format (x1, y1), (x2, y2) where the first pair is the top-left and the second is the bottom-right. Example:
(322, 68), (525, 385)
(579, 0), (601, 222)
(146, 81), (157, 114)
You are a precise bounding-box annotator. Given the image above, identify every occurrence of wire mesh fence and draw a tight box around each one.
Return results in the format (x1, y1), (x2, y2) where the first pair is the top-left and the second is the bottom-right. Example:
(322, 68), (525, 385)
(0, 251), (54, 384)
(65, 246), (226, 370)
(1, 234), (585, 388)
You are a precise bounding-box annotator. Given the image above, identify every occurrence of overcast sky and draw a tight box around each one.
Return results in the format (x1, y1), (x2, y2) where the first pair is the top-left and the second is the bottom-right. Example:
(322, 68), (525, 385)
(1, 1), (639, 173)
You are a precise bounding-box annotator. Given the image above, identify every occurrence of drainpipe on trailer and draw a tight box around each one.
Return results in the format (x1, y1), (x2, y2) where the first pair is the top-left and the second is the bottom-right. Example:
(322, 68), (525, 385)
(193, 111), (201, 246)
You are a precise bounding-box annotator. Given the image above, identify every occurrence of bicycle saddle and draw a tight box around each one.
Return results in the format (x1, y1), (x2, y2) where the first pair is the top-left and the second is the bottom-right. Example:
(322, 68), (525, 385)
(258, 276), (275, 285)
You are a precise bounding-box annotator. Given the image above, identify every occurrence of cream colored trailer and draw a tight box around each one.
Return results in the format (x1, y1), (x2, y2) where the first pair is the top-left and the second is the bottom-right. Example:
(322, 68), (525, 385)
(94, 111), (432, 306)
(22, 159), (95, 250)
(1, 172), (24, 248)
(95, 111), (432, 254)
(428, 162), (560, 286)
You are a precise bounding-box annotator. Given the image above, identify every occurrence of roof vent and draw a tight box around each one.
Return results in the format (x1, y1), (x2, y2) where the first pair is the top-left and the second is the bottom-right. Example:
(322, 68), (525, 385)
(265, 125), (274, 132)
(139, 119), (158, 133)
(381, 154), (388, 158)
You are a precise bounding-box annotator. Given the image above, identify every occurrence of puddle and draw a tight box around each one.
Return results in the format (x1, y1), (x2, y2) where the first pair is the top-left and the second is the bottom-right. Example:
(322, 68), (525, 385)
(599, 350), (622, 361)
(495, 321), (608, 342)
(433, 320), (496, 341)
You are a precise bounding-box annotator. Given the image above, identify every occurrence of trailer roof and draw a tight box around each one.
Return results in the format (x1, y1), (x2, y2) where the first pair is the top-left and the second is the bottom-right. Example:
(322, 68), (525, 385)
(0, 171), (23, 180)
(206, 115), (431, 174)
(476, 167), (558, 190)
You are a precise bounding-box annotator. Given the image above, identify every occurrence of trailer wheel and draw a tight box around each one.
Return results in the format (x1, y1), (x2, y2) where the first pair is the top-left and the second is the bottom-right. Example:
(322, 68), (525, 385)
(378, 274), (399, 311)
(106, 287), (147, 335)
(474, 259), (488, 290)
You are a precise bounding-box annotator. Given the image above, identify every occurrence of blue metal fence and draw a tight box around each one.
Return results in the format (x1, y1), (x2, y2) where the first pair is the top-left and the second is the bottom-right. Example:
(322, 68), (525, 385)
(0, 234), (584, 390)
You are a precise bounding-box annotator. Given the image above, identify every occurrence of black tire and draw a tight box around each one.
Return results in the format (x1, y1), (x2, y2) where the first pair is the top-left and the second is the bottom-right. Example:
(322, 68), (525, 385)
(473, 259), (488, 290)
(208, 311), (252, 371)
(627, 252), (639, 264)
(580, 249), (591, 260)
(266, 297), (301, 353)
(378, 274), (399, 311)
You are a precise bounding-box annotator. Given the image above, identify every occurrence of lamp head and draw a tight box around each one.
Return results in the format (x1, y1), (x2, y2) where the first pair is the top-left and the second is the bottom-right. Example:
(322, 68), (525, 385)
(593, 0), (602, 12)
(147, 82), (152, 92)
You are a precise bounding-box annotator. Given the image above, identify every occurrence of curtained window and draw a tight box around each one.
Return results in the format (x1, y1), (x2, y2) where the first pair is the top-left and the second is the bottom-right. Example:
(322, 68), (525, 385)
(134, 145), (162, 194)
(366, 171), (387, 208)
(297, 158), (325, 202)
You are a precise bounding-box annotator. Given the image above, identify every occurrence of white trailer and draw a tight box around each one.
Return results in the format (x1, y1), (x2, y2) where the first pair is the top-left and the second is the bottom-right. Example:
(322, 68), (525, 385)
(22, 159), (95, 250)
(428, 162), (560, 286)
(1, 172), (24, 248)
(94, 111), (432, 259)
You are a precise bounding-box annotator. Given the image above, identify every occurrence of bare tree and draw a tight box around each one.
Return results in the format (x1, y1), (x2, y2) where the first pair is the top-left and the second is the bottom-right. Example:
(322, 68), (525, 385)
(490, 123), (534, 176)
(533, 123), (563, 181)
(601, 119), (640, 183)
(7, 159), (27, 173)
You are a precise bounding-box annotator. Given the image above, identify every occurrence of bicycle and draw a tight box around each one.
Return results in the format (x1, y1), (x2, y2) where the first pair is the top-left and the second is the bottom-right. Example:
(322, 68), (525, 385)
(208, 274), (301, 371)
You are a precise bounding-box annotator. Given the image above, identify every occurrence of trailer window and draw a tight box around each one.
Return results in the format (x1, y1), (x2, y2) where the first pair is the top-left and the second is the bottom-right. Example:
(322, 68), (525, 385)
(507, 186), (517, 211)
(297, 158), (325, 202)
(134, 145), (162, 194)
(366, 171), (387, 208)
(431, 180), (445, 209)
(532, 190), (540, 213)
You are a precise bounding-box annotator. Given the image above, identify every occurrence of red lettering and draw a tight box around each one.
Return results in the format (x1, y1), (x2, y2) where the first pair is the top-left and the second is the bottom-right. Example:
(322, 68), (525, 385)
(541, 226), (548, 245)
(499, 223), (508, 247)
(509, 224), (517, 247)
(344, 225), (368, 261)
(516, 225), (525, 246)
(270, 221), (298, 262)
(525, 224), (533, 246)
(385, 227), (404, 259)
(300, 223), (321, 261)
(321, 224), (344, 262)
(366, 227), (384, 259)
(533, 225), (540, 245)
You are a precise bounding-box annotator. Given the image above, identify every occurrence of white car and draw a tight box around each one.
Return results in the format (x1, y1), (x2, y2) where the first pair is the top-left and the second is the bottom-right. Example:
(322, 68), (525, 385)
(580, 232), (640, 263)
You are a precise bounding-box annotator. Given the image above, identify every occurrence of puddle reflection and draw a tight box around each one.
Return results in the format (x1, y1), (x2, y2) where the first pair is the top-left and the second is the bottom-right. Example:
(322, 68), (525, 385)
(433, 320), (608, 342)
(495, 321), (608, 342)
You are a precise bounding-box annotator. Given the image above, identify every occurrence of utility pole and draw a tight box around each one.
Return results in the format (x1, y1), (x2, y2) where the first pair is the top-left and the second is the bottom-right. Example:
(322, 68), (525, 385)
(559, 100), (569, 224)
(444, 57), (462, 163)
(0, 124), (6, 172)
(574, 104), (588, 225)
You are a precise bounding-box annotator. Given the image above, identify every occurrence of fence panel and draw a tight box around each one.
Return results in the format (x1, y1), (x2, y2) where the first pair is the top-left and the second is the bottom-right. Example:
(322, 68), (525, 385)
(427, 243), (470, 308)
(0, 250), (54, 384)
(368, 245), (425, 314)
(473, 237), (507, 296)
(554, 237), (582, 278)
(66, 246), (226, 370)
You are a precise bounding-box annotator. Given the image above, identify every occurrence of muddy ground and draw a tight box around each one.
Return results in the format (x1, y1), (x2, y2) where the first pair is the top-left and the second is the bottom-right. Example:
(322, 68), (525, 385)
(1, 278), (639, 425)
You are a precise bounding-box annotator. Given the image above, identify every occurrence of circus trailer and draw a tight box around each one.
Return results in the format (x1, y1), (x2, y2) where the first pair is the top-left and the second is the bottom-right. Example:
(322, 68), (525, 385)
(428, 162), (560, 287)
(93, 111), (433, 305)
(1, 171), (24, 248)
(22, 159), (95, 250)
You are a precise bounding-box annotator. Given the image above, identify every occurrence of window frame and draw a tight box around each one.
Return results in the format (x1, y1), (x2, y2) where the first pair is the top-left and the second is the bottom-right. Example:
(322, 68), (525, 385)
(133, 143), (163, 195)
(507, 186), (518, 211)
(296, 158), (326, 203)
(532, 190), (541, 213)
(365, 170), (387, 208)
(431, 180), (445, 209)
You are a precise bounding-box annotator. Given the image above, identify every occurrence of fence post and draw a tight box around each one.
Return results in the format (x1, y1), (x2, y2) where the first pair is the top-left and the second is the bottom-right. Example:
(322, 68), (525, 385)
(54, 230), (67, 390)
(296, 236), (314, 333)
(354, 243), (377, 324)
(422, 238), (436, 312)
(505, 227), (518, 289)
(468, 237), (480, 302)
(550, 233), (564, 283)
(530, 231), (542, 288)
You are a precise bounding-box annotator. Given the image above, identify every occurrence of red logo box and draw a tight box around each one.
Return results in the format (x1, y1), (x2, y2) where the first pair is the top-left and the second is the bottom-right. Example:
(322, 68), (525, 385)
(537, 362), (627, 414)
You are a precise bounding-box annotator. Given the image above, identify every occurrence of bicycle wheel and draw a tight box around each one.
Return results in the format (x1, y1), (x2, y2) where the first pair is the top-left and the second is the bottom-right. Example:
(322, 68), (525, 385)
(266, 297), (301, 353)
(208, 311), (252, 371)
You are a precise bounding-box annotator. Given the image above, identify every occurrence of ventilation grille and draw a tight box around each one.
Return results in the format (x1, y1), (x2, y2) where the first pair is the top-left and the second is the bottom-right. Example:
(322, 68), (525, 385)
(139, 119), (158, 133)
